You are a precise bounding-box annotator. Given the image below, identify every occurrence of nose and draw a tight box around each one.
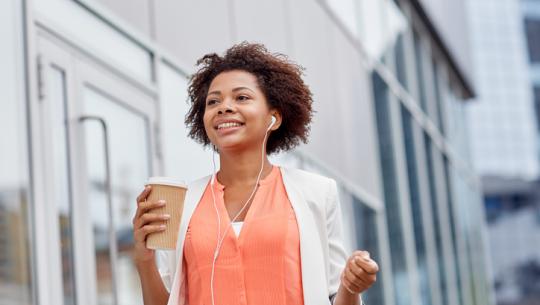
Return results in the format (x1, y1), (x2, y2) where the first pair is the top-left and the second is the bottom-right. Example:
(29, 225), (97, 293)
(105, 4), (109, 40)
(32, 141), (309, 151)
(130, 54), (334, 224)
(218, 108), (233, 114)
(217, 98), (235, 115)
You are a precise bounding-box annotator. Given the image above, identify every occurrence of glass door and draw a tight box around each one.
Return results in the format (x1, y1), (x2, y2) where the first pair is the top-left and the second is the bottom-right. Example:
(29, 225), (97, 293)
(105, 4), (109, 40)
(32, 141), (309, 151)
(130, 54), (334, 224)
(75, 59), (155, 305)
(37, 34), (157, 305)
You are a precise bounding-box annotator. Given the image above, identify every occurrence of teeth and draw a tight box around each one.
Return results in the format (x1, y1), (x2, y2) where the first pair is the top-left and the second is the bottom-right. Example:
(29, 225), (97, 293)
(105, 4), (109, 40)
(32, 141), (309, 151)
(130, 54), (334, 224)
(217, 122), (242, 129)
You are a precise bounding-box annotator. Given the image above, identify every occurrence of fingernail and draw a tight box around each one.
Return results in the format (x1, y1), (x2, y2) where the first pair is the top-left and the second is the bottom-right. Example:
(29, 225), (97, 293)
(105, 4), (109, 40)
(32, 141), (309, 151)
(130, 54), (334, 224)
(162, 214), (170, 219)
(159, 225), (166, 229)
(158, 200), (166, 204)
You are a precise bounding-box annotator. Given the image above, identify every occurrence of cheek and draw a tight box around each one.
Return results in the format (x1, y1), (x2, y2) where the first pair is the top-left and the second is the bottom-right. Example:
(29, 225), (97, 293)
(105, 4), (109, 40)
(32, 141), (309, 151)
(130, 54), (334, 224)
(203, 121), (213, 136)
(202, 111), (211, 128)
(202, 114), (212, 135)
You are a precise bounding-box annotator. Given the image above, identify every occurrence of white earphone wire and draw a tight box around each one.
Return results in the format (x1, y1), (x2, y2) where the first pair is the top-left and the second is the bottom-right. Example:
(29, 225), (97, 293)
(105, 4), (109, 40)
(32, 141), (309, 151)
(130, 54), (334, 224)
(210, 146), (221, 305)
(210, 117), (274, 305)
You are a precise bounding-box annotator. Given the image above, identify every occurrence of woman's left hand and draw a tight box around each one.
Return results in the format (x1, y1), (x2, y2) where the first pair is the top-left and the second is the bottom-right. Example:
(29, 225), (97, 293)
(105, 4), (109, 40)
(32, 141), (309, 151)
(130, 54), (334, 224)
(340, 250), (379, 295)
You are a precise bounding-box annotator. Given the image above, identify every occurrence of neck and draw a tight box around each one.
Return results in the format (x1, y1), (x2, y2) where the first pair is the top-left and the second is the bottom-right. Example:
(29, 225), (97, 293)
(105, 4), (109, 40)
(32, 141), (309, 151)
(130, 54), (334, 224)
(216, 148), (273, 188)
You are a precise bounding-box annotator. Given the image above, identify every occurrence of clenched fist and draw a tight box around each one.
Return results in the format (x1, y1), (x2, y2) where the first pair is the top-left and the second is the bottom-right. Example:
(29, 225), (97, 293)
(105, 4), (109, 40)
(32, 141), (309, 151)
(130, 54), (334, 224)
(340, 250), (379, 295)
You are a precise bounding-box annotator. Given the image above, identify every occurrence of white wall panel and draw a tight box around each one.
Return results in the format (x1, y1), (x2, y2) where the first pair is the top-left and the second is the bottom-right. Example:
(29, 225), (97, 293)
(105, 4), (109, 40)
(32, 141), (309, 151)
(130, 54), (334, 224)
(154, 0), (234, 69)
(231, 0), (291, 55)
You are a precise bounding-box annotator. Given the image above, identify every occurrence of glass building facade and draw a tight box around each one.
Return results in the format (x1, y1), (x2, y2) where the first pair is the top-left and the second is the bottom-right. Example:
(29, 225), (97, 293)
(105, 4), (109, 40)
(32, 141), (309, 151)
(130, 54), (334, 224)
(465, 0), (540, 305)
(1, 0), (492, 305)
(466, 0), (539, 179)
(464, 0), (540, 305)
(523, 0), (540, 146)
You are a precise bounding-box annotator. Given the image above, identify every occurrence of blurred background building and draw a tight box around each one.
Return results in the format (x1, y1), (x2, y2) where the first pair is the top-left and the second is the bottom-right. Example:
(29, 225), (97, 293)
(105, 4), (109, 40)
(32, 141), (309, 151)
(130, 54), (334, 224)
(464, 0), (540, 304)
(1, 0), (494, 305)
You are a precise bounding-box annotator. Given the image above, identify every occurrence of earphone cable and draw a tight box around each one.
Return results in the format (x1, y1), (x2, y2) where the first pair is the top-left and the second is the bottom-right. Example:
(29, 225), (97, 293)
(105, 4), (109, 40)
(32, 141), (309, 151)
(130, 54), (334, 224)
(210, 124), (272, 305)
(210, 146), (221, 305)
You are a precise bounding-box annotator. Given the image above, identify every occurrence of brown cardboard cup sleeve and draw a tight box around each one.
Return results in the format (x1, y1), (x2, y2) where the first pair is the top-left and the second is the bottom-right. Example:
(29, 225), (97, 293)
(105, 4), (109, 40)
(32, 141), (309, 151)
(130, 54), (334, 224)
(144, 177), (187, 250)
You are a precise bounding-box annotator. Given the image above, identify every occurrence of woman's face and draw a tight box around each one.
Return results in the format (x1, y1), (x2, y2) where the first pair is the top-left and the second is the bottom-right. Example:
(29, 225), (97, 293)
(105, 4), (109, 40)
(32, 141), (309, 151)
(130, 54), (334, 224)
(203, 70), (277, 152)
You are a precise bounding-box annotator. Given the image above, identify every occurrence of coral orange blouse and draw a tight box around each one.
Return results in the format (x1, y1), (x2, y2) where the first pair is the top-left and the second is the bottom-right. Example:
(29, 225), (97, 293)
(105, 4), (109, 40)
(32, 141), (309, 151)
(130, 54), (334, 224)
(183, 165), (304, 305)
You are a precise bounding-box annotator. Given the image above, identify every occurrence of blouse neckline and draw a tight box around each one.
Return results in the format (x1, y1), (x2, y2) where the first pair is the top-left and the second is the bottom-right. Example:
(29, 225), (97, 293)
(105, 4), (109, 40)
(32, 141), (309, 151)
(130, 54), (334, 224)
(213, 165), (280, 191)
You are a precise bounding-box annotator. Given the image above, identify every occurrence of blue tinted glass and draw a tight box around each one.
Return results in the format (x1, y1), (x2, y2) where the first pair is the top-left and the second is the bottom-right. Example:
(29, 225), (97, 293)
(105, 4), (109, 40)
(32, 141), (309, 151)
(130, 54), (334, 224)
(413, 30), (428, 112)
(432, 59), (446, 135)
(372, 72), (412, 305)
(424, 133), (448, 305)
(443, 157), (463, 305)
(394, 34), (408, 90)
(352, 198), (384, 305)
(400, 105), (430, 305)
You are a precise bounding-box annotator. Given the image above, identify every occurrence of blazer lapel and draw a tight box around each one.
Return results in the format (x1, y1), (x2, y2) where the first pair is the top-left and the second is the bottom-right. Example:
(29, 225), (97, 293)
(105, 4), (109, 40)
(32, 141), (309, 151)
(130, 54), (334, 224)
(281, 167), (330, 305)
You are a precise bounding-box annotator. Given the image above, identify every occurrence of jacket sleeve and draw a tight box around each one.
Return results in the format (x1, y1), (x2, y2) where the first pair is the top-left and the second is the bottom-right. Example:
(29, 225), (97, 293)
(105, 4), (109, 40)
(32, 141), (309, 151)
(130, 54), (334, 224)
(326, 178), (363, 304)
(326, 178), (347, 297)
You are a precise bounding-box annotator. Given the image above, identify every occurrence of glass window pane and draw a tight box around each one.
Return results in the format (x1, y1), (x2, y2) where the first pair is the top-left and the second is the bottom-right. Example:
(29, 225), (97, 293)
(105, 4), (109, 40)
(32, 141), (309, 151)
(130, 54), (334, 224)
(0, 0), (33, 304)
(400, 105), (430, 305)
(534, 86), (540, 132)
(432, 59), (446, 135)
(525, 18), (540, 63)
(394, 34), (408, 89)
(423, 133), (449, 305)
(358, 0), (408, 62)
(371, 72), (412, 305)
(82, 87), (150, 305)
(352, 199), (384, 305)
(413, 30), (428, 112)
(442, 157), (463, 305)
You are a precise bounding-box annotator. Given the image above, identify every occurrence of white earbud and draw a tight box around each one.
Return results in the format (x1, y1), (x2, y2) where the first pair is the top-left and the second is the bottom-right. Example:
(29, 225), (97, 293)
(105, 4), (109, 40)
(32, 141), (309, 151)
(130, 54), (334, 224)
(268, 115), (276, 130)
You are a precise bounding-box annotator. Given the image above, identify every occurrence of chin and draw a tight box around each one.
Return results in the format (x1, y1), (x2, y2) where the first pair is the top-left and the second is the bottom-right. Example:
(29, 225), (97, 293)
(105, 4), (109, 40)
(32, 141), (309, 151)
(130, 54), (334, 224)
(216, 141), (250, 152)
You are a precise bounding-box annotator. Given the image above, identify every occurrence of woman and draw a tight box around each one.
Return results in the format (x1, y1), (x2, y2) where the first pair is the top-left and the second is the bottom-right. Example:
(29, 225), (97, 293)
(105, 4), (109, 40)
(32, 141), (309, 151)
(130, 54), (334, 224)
(133, 42), (379, 305)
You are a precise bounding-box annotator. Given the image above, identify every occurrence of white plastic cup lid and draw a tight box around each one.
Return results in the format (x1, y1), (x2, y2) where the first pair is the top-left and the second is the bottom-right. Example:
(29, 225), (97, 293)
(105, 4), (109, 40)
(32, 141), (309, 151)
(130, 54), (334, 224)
(146, 176), (187, 189)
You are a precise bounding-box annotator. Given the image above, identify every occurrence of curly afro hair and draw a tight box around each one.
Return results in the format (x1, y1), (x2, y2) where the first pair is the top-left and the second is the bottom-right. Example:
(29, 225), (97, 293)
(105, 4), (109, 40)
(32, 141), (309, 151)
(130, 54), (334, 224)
(184, 42), (315, 155)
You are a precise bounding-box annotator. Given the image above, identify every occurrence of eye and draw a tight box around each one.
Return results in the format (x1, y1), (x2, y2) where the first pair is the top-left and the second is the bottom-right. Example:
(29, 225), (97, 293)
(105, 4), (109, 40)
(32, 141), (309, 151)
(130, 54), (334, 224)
(206, 99), (218, 105)
(237, 95), (250, 101)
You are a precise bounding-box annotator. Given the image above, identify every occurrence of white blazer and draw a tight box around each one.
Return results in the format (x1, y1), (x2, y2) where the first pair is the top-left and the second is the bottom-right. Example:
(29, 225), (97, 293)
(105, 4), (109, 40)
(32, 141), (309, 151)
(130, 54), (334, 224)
(156, 166), (360, 305)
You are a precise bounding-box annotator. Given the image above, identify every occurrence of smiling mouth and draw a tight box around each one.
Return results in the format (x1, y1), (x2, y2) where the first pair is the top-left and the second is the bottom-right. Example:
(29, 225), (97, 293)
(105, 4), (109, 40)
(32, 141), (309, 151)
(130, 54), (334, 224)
(215, 123), (245, 130)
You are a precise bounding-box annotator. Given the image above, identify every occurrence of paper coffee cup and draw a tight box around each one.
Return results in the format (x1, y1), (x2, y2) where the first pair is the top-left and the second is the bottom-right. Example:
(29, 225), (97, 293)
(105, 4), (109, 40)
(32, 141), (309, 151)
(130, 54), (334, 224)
(144, 177), (187, 250)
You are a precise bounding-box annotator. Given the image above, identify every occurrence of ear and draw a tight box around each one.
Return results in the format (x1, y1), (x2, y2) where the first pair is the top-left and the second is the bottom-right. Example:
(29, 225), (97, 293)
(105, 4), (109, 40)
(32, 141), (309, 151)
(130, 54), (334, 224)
(270, 111), (282, 130)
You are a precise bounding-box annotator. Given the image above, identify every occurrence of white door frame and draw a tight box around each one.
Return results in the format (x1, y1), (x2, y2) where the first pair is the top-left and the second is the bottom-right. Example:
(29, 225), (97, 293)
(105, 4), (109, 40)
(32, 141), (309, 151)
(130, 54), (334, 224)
(33, 29), (157, 305)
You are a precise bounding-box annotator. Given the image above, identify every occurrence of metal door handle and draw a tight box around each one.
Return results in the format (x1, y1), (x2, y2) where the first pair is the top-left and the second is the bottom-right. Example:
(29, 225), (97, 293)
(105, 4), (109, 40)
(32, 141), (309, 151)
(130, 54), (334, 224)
(79, 115), (119, 305)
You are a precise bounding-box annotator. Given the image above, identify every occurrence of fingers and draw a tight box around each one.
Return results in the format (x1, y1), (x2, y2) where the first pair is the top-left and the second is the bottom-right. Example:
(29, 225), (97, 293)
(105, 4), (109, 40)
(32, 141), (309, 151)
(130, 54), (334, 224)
(132, 185), (169, 232)
(352, 250), (370, 259)
(348, 256), (376, 283)
(133, 224), (167, 243)
(354, 257), (379, 275)
(342, 266), (365, 293)
(132, 185), (168, 254)
(352, 251), (379, 274)
(134, 186), (153, 220)
(135, 212), (170, 228)
(137, 199), (166, 216)
(136, 185), (152, 203)
(341, 250), (379, 294)
(133, 187), (167, 223)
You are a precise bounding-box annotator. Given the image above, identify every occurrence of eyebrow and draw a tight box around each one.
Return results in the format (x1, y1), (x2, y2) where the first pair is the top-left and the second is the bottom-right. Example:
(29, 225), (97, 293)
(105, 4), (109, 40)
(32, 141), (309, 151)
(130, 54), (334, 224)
(207, 86), (255, 96)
